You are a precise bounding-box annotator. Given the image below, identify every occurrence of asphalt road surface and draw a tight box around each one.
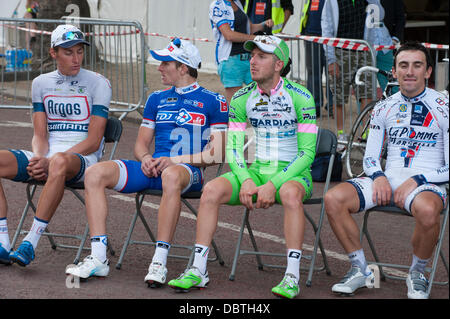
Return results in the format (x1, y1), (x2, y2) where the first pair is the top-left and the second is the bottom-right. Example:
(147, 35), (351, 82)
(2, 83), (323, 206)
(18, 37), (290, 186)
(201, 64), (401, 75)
(0, 107), (448, 311)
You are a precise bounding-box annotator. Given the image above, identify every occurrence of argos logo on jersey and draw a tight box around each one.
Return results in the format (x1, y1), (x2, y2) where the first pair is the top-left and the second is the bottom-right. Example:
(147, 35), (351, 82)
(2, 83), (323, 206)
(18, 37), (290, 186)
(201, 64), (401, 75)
(44, 95), (90, 121)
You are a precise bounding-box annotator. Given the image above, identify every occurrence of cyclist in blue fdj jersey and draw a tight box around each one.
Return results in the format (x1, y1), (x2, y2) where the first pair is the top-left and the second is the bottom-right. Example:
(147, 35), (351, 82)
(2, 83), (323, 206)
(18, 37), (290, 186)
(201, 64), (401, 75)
(65, 39), (229, 287)
(324, 42), (449, 299)
(0, 25), (111, 267)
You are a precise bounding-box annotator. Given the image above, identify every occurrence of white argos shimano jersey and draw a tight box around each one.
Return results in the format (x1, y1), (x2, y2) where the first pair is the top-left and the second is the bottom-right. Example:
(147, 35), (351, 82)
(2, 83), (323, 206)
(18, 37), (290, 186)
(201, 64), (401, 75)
(364, 87), (449, 187)
(31, 68), (111, 160)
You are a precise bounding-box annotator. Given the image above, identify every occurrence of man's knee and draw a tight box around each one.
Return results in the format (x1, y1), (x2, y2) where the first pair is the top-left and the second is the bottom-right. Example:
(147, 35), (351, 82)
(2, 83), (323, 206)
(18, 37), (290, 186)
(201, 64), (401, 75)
(84, 163), (116, 189)
(413, 200), (442, 230)
(201, 180), (223, 203)
(48, 153), (70, 176)
(161, 166), (185, 193)
(85, 165), (104, 188)
(324, 188), (341, 215)
(200, 178), (231, 206)
(279, 183), (303, 209)
(324, 184), (356, 217)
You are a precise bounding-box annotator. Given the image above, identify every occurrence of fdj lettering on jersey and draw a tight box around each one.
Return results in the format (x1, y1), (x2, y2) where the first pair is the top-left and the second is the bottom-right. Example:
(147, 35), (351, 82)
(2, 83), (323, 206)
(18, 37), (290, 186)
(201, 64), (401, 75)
(157, 109), (206, 126)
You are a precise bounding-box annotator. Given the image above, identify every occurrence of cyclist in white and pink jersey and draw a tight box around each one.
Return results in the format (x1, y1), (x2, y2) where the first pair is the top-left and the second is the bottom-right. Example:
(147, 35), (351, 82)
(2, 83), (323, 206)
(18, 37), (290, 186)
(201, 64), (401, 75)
(0, 25), (111, 267)
(324, 42), (449, 299)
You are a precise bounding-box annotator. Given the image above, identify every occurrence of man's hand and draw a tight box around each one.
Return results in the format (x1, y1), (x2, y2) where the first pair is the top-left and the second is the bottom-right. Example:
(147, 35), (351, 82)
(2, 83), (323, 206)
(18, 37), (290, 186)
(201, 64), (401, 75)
(372, 176), (392, 206)
(394, 178), (418, 209)
(148, 156), (175, 176)
(141, 154), (158, 177)
(239, 179), (258, 211)
(27, 156), (49, 181)
(255, 181), (276, 209)
(264, 19), (274, 28)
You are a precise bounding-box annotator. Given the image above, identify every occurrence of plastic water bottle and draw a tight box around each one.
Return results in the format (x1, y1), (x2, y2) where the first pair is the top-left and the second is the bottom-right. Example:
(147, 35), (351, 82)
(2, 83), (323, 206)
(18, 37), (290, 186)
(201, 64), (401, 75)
(5, 49), (15, 72)
(24, 50), (33, 71)
(15, 49), (21, 71)
(18, 49), (24, 71)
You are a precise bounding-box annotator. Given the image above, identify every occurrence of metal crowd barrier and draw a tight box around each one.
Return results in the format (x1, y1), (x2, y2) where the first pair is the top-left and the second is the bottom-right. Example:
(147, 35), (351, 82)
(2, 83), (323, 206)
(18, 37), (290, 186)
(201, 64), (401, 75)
(0, 17), (147, 121)
(278, 34), (377, 139)
(1, 17), (448, 137)
(278, 34), (449, 143)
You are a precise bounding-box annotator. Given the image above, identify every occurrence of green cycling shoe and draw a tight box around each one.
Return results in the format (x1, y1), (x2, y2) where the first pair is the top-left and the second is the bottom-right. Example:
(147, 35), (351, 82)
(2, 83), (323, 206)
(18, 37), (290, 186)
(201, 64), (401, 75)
(168, 266), (209, 292)
(271, 273), (299, 299)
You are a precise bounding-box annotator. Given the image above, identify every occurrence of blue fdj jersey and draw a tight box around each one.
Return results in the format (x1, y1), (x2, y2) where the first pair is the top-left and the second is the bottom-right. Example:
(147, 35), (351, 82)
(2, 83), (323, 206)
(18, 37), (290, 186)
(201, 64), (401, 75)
(141, 82), (228, 158)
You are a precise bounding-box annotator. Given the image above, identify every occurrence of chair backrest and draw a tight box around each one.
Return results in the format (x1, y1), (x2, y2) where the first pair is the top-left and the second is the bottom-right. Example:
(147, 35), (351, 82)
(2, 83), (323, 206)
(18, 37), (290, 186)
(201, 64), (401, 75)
(103, 117), (123, 161)
(104, 117), (123, 143)
(315, 128), (338, 157)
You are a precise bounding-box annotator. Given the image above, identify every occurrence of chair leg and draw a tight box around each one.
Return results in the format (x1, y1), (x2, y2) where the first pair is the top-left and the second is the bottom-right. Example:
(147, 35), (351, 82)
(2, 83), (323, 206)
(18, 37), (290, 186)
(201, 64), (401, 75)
(12, 184), (58, 249)
(361, 210), (387, 281)
(229, 209), (248, 281)
(181, 198), (225, 266)
(136, 195), (156, 242)
(116, 209), (139, 270)
(440, 249), (449, 279)
(11, 184), (37, 249)
(116, 194), (156, 270)
(306, 207), (331, 287)
(73, 223), (90, 264)
(427, 206), (449, 295)
(244, 210), (264, 270)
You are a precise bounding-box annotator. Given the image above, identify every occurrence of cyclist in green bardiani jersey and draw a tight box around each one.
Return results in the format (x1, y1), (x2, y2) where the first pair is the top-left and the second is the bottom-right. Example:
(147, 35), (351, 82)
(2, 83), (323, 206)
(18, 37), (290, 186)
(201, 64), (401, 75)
(168, 35), (317, 299)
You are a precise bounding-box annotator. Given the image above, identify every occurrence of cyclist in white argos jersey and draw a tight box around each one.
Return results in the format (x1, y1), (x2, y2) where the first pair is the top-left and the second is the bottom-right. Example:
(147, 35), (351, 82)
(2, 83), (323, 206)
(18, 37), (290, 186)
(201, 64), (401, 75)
(0, 25), (111, 267)
(325, 42), (448, 299)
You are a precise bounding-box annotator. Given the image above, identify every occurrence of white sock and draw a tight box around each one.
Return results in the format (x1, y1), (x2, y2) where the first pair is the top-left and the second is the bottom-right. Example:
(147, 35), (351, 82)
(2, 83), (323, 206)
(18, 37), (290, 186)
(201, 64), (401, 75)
(348, 249), (369, 274)
(286, 249), (302, 282)
(192, 244), (209, 274)
(91, 235), (108, 263)
(23, 217), (48, 249)
(152, 241), (171, 265)
(410, 255), (429, 274)
(0, 217), (11, 252)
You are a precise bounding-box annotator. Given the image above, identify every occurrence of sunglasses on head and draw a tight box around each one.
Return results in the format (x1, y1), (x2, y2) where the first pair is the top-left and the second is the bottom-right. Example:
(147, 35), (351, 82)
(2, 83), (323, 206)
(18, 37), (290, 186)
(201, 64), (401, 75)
(171, 38), (182, 48)
(255, 36), (287, 61)
(62, 30), (84, 41)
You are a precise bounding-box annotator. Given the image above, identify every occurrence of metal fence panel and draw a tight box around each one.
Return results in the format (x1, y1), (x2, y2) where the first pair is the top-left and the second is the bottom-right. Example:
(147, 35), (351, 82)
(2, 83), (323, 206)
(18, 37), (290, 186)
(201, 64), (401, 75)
(0, 17), (147, 120)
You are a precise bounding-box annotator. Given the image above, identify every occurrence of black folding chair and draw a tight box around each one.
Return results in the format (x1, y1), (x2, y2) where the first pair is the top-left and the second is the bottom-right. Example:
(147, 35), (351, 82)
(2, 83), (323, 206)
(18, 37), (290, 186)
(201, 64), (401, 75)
(229, 128), (337, 287)
(360, 188), (449, 296)
(115, 164), (225, 270)
(11, 117), (123, 264)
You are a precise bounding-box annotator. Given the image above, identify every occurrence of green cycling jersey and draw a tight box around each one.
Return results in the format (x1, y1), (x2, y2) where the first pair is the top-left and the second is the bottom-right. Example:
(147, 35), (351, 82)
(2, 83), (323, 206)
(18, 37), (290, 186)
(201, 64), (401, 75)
(226, 77), (317, 191)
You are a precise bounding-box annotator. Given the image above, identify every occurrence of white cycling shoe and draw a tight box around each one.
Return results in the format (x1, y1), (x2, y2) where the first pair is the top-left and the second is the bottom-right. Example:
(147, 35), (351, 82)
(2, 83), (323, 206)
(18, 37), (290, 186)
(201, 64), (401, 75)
(406, 271), (429, 299)
(144, 261), (168, 288)
(332, 265), (375, 295)
(65, 255), (110, 280)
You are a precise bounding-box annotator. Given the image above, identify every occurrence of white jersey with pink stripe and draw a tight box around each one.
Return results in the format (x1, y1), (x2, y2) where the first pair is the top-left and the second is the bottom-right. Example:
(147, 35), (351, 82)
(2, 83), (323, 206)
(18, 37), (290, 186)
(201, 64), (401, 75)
(228, 77), (317, 163)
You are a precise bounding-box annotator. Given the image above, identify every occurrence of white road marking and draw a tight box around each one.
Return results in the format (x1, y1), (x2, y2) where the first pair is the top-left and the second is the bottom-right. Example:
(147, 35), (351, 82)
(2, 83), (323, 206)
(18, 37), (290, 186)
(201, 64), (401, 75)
(0, 120), (33, 128)
(111, 194), (408, 278)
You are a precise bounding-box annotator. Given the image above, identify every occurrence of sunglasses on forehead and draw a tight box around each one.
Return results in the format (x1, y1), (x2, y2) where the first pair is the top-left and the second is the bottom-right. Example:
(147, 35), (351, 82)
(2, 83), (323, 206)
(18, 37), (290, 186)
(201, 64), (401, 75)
(62, 30), (85, 41)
